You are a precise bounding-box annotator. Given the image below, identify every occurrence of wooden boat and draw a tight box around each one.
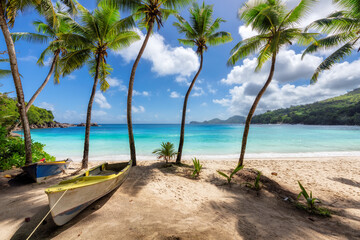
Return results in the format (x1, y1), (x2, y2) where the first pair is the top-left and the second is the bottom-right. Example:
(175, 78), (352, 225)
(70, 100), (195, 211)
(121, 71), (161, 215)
(45, 161), (132, 226)
(22, 159), (72, 183)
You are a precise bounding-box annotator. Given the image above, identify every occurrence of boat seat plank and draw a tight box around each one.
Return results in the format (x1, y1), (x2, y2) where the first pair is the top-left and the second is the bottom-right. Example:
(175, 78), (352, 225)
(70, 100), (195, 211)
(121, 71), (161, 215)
(89, 170), (117, 176)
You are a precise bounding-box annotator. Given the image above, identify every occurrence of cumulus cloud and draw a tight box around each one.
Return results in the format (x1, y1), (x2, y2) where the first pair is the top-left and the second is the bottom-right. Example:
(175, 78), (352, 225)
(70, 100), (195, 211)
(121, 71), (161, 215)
(107, 77), (127, 91)
(114, 30), (199, 83)
(170, 91), (180, 98)
(133, 90), (150, 96)
(92, 110), (107, 117)
(238, 25), (258, 40)
(94, 91), (111, 109)
(192, 86), (205, 97)
(132, 105), (145, 113)
(215, 52), (360, 116)
(18, 55), (37, 62)
(221, 49), (322, 85)
(38, 102), (54, 111)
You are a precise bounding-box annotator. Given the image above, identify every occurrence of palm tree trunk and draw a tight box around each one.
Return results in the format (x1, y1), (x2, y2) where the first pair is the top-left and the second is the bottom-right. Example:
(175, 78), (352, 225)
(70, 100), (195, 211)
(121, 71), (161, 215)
(82, 54), (101, 169)
(7, 51), (59, 135)
(0, 3), (33, 165)
(238, 53), (277, 166)
(127, 20), (154, 167)
(26, 51), (59, 112)
(176, 53), (204, 164)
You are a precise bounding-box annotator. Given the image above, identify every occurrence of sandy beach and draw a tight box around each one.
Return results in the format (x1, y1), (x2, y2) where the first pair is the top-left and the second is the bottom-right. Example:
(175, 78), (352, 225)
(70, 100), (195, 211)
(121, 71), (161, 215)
(1, 156), (359, 240)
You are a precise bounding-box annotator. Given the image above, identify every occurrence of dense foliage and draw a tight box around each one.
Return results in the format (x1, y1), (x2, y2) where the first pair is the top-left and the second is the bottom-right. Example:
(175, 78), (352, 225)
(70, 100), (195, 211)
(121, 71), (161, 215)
(0, 126), (55, 170)
(252, 88), (360, 125)
(0, 93), (54, 128)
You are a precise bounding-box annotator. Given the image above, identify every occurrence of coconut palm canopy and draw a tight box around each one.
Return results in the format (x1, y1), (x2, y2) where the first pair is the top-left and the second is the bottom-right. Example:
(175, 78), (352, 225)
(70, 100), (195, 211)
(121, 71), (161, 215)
(302, 0), (360, 82)
(2, 0), (360, 127)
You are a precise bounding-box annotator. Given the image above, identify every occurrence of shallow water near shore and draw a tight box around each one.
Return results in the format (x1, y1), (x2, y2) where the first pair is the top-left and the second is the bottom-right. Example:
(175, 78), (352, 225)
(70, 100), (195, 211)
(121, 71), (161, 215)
(17, 124), (360, 160)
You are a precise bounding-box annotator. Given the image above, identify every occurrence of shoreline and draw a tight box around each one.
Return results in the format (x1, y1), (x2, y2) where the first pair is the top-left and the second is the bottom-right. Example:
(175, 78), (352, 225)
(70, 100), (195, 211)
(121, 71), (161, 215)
(56, 151), (360, 161)
(1, 156), (359, 239)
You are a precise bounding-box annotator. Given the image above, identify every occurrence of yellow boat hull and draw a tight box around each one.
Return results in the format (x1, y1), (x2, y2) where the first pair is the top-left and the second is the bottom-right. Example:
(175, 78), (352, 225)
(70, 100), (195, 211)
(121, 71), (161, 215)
(45, 161), (132, 226)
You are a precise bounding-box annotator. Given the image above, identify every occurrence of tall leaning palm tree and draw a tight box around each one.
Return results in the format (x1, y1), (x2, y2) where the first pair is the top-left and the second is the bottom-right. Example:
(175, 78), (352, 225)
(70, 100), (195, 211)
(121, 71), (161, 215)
(302, 0), (360, 82)
(0, 0), (76, 165)
(12, 3), (72, 112)
(228, 0), (318, 167)
(174, 2), (232, 164)
(61, 0), (139, 169)
(115, 0), (192, 166)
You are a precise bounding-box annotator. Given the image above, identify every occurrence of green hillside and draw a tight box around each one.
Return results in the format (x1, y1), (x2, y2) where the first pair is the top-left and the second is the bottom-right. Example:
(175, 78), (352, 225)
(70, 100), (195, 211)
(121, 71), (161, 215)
(252, 88), (360, 125)
(0, 93), (54, 128)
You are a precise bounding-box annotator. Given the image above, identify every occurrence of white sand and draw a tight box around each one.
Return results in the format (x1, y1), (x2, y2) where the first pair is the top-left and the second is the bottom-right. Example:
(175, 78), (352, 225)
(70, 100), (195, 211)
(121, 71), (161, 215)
(1, 157), (359, 240)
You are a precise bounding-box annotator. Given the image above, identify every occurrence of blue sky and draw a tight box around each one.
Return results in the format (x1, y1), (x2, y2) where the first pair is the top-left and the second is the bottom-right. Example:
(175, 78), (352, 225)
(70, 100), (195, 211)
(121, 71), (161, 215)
(1, 0), (360, 124)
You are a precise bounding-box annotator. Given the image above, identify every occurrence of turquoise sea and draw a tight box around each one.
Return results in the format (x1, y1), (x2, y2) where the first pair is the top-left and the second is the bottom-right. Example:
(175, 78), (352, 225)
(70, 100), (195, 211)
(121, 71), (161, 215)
(20, 124), (360, 160)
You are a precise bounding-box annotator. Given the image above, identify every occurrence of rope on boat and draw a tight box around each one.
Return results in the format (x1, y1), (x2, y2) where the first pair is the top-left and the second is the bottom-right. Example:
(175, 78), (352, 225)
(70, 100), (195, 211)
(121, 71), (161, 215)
(26, 188), (69, 240)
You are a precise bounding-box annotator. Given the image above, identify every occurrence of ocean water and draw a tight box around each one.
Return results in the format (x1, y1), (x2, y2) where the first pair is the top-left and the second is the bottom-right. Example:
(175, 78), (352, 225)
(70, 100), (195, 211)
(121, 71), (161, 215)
(21, 124), (360, 160)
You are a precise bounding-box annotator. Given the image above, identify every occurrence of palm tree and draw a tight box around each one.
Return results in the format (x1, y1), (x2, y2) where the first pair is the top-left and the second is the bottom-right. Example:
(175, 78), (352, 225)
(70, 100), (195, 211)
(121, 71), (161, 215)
(12, 3), (72, 112)
(302, 0), (360, 82)
(114, 0), (192, 166)
(228, 0), (318, 166)
(173, 2), (232, 164)
(60, 0), (140, 169)
(152, 142), (177, 163)
(0, 0), (76, 165)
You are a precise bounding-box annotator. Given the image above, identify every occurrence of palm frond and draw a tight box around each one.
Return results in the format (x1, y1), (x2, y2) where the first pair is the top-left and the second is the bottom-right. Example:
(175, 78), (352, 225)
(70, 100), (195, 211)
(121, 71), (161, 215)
(61, 49), (92, 76)
(282, 0), (317, 26)
(11, 32), (50, 44)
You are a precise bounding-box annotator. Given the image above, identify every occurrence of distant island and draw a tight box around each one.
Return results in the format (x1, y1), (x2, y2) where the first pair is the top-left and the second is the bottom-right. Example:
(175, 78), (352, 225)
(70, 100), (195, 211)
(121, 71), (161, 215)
(191, 88), (360, 125)
(252, 88), (360, 125)
(190, 115), (246, 124)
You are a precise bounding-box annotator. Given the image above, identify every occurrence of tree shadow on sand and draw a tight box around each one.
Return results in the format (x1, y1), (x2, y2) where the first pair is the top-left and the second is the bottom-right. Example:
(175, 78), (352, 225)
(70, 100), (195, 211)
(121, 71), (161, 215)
(330, 177), (360, 189)
(206, 168), (360, 240)
(10, 187), (118, 240)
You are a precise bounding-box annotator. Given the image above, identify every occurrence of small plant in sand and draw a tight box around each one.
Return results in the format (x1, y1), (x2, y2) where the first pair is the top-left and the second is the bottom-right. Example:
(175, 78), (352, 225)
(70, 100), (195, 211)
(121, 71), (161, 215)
(246, 170), (262, 191)
(297, 181), (319, 209)
(192, 157), (202, 177)
(152, 142), (177, 164)
(296, 181), (331, 217)
(217, 164), (244, 184)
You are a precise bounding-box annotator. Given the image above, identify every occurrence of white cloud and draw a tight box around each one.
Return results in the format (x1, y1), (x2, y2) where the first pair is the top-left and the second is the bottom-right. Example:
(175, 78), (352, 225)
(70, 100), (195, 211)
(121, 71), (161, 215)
(132, 105), (145, 113)
(215, 57), (360, 116)
(201, 102), (207, 107)
(92, 110), (107, 117)
(170, 91), (180, 98)
(107, 77), (127, 91)
(221, 49), (322, 85)
(94, 91), (111, 109)
(67, 75), (76, 80)
(133, 90), (150, 96)
(18, 55), (37, 62)
(192, 86), (205, 97)
(238, 25), (258, 40)
(43, 57), (53, 67)
(114, 30), (199, 83)
(207, 84), (217, 94)
(38, 102), (54, 111)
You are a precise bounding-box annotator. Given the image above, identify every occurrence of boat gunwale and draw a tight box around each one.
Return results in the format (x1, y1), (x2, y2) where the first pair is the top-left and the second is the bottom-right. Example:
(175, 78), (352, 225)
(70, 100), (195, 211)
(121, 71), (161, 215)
(45, 161), (132, 194)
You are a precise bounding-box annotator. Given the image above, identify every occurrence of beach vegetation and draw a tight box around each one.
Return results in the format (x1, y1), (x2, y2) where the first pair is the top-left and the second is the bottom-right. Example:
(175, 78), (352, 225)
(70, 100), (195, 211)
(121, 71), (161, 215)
(228, 0), (318, 167)
(0, 93), (54, 134)
(296, 181), (331, 217)
(113, 0), (192, 167)
(217, 164), (244, 184)
(252, 88), (360, 125)
(152, 142), (177, 164)
(174, 2), (232, 164)
(192, 157), (202, 177)
(297, 181), (319, 209)
(0, 0), (77, 166)
(302, 0), (360, 82)
(246, 170), (262, 191)
(0, 126), (55, 170)
(59, 0), (140, 169)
